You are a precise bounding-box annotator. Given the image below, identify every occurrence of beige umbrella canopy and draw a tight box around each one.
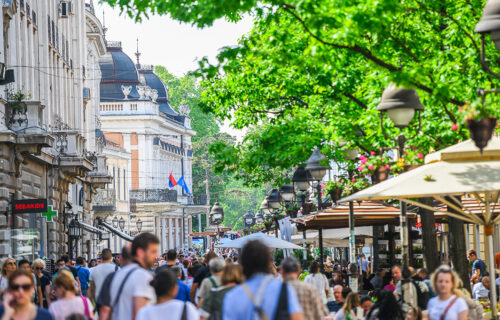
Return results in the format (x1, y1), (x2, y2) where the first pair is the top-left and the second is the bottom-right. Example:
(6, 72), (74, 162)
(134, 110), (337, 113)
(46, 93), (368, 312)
(341, 136), (500, 316)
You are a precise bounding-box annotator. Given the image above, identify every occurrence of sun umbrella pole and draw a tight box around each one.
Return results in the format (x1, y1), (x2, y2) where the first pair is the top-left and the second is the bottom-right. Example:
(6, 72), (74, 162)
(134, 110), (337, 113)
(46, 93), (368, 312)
(400, 201), (409, 267)
(349, 201), (358, 292)
(485, 220), (498, 318)
(302, 230), (307, 261)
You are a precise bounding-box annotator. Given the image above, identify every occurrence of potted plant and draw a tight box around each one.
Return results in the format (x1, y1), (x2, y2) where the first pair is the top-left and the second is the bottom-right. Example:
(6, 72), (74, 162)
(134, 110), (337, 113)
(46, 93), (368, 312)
(344, 177), (370, 195)
(323, 180), (344, 203)
(402, 147), (425, 171)
(460, 97), (498, 153)
(286, 203), (300, 218)
(358, 152), (394, 182)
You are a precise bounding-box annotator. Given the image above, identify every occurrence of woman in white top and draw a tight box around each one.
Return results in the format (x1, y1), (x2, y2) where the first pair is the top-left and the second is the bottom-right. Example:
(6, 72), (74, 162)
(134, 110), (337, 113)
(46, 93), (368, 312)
(334, 292), (362, 320)
(49, 270), (94, 320)
(304, 261), (329, 304)
(137, 268), (199, 320)
(427, 265), (468, 320)
(0, 258), (17, 297)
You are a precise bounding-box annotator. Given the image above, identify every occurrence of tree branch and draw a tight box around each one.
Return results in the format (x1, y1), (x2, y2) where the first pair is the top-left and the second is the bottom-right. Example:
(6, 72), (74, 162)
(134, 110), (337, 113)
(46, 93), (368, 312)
(442, 103), (457, 124)
(341, 92), (369, 109)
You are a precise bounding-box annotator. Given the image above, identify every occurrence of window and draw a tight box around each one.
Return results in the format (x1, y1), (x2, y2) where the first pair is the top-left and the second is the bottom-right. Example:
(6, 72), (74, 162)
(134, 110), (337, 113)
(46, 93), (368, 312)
(123, 169), (127, 200)
(117, 169), (121, 200)
(79, 187), (84, 206)
(113, 167), (116, 191)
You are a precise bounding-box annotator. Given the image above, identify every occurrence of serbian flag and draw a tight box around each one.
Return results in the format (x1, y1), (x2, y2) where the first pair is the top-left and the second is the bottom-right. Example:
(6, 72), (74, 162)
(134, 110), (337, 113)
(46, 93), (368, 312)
(169, 172), (177, 188)
(177, 175), (191, 194)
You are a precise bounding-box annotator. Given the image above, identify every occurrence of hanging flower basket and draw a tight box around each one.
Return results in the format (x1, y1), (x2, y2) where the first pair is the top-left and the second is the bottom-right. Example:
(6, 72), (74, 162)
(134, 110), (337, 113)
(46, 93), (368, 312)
(372, 166), (388, 183)
(329, 188), (343, 203)
(466, 118), (497, 153)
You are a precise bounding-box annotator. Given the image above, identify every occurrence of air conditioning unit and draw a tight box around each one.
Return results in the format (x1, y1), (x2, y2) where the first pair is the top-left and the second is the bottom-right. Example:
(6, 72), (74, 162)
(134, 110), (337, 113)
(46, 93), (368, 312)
(59, 1), (74, 18)
(83, 87), (91, 101)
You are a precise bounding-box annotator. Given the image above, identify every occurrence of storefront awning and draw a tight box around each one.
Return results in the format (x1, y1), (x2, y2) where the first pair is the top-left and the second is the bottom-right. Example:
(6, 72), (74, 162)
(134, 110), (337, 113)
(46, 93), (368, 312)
(99, 221), (134, 242)
(78, 221), (107, 234)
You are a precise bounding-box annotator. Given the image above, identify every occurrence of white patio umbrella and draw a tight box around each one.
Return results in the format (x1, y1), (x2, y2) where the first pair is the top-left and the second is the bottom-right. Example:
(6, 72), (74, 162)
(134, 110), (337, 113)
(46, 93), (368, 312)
(218, 232), (303, 249)
(341, 137), (500, 317)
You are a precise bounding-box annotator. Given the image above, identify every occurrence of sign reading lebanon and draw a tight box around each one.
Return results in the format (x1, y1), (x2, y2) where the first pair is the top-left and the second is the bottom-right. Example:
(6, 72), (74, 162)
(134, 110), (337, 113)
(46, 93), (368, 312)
(12, 199), (48, 214)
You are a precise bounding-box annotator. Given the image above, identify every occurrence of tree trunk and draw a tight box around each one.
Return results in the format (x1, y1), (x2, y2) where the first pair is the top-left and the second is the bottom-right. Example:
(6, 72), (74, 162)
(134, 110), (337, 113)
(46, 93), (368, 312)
(447, 197), (470, 292)
(419, 197), (440, 273)
(372, 226), (380, 271)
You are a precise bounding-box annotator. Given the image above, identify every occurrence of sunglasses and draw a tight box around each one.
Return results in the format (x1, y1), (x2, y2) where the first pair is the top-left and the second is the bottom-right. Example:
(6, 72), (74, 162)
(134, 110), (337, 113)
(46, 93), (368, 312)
(6, 262), (15, 266)
(10, 284), (32, 292)
(34, 267), (44, 271)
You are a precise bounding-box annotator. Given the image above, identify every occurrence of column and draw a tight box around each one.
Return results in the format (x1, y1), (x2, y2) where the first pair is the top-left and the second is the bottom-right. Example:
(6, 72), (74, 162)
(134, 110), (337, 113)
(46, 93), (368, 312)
(160, 217), (166, 252)
(168, 217), (173, 249)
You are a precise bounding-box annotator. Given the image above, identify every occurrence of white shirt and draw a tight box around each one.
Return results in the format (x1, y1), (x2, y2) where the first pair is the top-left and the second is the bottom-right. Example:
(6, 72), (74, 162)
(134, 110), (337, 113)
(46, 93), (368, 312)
(0, 275), (7, 291)
(110, 264), (155, 320)
(304, 273), (329, 304)
(427, 295), (468, 320)
(89, 262), (117, 298)
(49, 296), (94, 320)
(472, 282), (489, 300)
(136, 300), (199, 320)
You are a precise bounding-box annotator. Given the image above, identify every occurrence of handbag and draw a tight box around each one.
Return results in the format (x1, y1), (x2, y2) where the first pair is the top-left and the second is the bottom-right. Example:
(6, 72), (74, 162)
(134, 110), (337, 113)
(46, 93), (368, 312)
(81, 295), (93, 320)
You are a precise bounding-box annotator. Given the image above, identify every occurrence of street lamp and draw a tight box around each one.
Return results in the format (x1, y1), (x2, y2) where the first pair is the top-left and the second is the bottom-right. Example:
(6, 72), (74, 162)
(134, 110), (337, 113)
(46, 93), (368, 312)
(259, 197), (271, 215)
(63, 202), (73, 228)
(243, 210), (255, 227)
(68, 217), (82, 259)
(255, 211), (264, 225)
(476, 0), (500, 78)
(136, 218), (143, 233)
(305, 147), (330, 209)
(377, 83), (424, 268)
(210, 202), (224, 244)
(112, 216), (118, 229)
(119, 217), (125, 232)
(292, 166), (311, 192)
(279, 183), (295, 202)
(267, 188), (282, 209)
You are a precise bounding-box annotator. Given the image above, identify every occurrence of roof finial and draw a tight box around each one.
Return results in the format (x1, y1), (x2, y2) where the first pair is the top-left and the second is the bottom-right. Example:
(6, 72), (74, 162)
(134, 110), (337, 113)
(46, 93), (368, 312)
(102, 10), (108, 41)
(89, 0), (95, 13)
(135, 38), (141, 68)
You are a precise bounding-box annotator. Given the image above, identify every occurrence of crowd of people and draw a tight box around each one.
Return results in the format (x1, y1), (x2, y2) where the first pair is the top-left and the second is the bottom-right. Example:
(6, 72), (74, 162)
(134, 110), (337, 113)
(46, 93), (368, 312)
(0, 234), (494, 320)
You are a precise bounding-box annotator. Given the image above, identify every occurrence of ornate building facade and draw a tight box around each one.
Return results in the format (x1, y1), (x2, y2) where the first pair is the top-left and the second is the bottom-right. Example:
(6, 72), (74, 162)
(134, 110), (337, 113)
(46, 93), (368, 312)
(98, 41), (207, 251)
(0, 1), (111, 259)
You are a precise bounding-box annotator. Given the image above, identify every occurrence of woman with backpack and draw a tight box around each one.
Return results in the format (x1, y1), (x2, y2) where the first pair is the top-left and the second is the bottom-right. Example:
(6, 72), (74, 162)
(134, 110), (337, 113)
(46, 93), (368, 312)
(136, 269), (199, 320)
(200, 264), (243, 320)
(48, 270), (93, 320)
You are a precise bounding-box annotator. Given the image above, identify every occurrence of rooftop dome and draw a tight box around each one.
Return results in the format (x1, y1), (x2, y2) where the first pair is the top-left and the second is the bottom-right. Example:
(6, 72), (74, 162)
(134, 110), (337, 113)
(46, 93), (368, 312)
(139, 66), (177, 116)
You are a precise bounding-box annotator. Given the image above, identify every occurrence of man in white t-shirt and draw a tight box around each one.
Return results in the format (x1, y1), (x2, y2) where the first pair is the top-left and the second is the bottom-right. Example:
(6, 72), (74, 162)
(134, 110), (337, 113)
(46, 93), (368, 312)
(89, 248), (117, 305)
(109, 233), (159, 320)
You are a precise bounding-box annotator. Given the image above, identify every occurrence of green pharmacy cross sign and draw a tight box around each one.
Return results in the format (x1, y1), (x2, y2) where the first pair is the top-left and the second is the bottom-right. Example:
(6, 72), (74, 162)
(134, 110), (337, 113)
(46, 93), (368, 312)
(41, 205), (58, 222)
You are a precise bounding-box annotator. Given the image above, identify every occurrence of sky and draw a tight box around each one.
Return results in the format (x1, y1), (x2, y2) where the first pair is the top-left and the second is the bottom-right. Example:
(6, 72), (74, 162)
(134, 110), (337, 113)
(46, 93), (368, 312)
(95, 2), (251, 139)
(96, 2), (253, 77)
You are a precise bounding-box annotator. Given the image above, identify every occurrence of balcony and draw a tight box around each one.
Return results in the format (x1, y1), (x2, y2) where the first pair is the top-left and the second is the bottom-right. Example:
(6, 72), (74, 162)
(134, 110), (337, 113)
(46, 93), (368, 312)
(92, 189), (116, 212)
(52, 129), (94, 177)
(189, 194), (207, 205)
(86, 154), (113, 188)
(130, 189), (178, 203)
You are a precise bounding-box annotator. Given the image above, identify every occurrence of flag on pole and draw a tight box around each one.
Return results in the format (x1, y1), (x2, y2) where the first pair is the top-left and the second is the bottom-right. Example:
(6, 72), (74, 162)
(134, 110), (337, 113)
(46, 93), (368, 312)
(169, 172), (177, 188)
(177, 175), (190, 194)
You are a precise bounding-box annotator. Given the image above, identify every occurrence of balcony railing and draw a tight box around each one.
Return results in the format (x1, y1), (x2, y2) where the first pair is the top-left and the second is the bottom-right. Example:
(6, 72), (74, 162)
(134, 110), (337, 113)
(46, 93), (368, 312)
(92, 189), (116, 211)
(191, 194), (207, 205)
(130, 189), (177, 203)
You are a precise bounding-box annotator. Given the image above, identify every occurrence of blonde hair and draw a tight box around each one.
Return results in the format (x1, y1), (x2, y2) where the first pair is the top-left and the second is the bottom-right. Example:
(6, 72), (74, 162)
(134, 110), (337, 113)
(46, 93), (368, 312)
(342, 292), (360, 313)
(430, 265), (461, 296)
(1, 258), (16, 276)
(53, 269), (77, 293)
(221, 264), (244, 285)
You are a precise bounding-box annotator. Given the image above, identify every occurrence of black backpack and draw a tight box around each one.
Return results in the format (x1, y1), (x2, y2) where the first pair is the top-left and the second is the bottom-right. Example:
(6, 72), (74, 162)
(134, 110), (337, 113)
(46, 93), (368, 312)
(273, 282), (289, 320)
(412, 280), (430, 310)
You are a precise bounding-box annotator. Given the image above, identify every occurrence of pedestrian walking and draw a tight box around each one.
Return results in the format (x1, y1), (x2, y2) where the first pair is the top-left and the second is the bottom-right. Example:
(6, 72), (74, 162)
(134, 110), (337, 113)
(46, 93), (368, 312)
(327, 285), (346, 312)
(370, 269), (385, 290)
(18, 260), (39, 306)
(360, 295), (372, 317)
(33, 259), (52, 308)
(48, 269), (93, 320)
(109, 233), (158, 320)
(136, 268), (199, 320)
(334, 292), (362, 320)
(74, 257), (90, 297)
(427, 265), (468, 320)
(0, 270), (53, 320)
(365, 289), (405, 320)
(197, 258), (225, 307)
(190, 252), (217, 303)
(304, 261), (329, 305)
(0, 258), (17, 298)
(200, 263), (243, 320)
(222, 240), (303, 320)
(88, 249), (117, 308)
(171, 266), (191, 302)
(279, 257), (328, 320)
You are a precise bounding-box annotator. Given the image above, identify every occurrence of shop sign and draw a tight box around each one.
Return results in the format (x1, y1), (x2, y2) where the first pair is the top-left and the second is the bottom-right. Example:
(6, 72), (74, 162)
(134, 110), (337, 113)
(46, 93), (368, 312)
(12, 199), (48, 214)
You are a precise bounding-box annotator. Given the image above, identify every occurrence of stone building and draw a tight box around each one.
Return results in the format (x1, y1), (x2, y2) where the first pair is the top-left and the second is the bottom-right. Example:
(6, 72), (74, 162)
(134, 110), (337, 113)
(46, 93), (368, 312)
(98, 41), (208, 251)
(0, 0), (110, 260)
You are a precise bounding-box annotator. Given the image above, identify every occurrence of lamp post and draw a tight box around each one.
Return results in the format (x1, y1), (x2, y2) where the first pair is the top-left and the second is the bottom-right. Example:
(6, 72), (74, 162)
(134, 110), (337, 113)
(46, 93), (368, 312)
(305, 147), (330, 271)
(475, 0), (500, 78)
(243, 210), (255, 235)
(112, 216), (118, 252)
(209, 202), (224, 248)
(118, 217), (126, 233)
(255, 210), (264, 225)
(136, 218), (143, 233)
(377, 83), (424, 267)
(68, 213), (82, 259)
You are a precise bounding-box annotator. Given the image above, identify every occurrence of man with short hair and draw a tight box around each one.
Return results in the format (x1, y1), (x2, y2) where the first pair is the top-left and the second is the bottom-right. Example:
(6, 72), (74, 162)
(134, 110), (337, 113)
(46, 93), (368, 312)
(190, 251), (217, 302)
(280, 257), (328, 319)
(197, 257), (225, 307)
(371, 268), (385, 290)
(472, 275), (490, 300)
(109, 233), (159, 320)
(89, 248), (117, 304)
(171, 265), (191, 302)
(75, 257), (90, 296)
(223, 240), (303, 320)
(60, 254), (80, 287)
(468, 249), (487, 284)
(327, 285), (345, 312)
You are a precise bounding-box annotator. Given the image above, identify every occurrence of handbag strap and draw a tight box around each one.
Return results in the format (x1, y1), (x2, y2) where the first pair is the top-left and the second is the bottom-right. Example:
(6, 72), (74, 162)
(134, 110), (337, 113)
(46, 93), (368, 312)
(273, 282), (288, 320)
(81, 295), (92, 319)
(440, 295), (459, 320)
(242, 284), (270, 320)
(111, 266), (139, 309)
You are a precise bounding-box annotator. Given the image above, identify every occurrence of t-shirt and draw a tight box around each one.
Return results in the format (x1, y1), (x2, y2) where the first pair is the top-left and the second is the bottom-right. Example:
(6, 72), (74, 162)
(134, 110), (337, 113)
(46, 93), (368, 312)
(36, 273), (51, 307)
(304, 273), (329, 304)
(74, 265), (90, 288)
(0, 275), (8, 292)
(175, 278), (191, 302)
(136, 300), (199, 320)
(472, 259), (486, 277)
(472, 282), (489, 300)
(193, 266), (211, 286)
(0, 305), (53, 320)
(361, 258), (369, 272)
(427, 295), (468, 320)
(110, 263), (155, 320)
(89, 262), (117, 298)
(198, 275), (222, 300)
(49, 296), (93, 320)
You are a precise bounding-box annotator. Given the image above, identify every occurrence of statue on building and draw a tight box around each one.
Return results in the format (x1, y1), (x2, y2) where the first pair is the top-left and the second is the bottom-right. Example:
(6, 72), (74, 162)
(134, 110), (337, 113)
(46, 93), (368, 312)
(121, 85), (132, 100)
(178, 103), (190, 117)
